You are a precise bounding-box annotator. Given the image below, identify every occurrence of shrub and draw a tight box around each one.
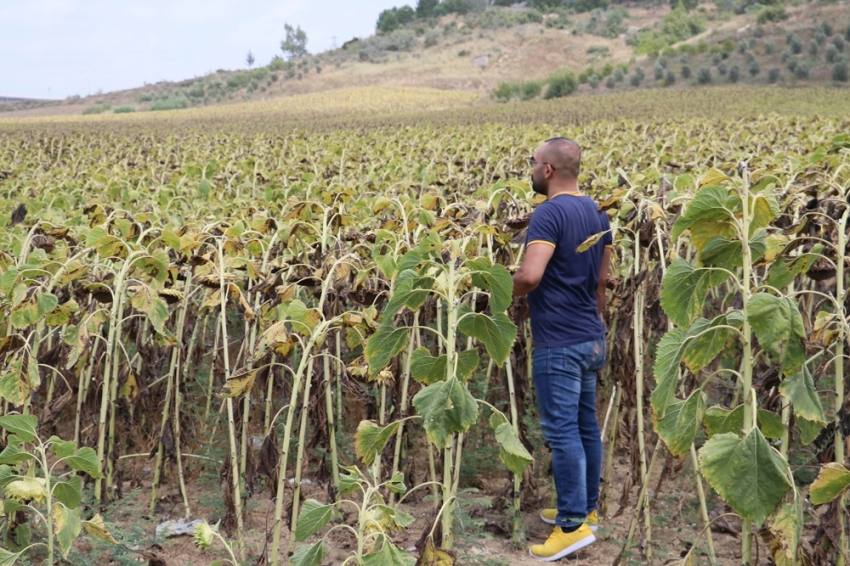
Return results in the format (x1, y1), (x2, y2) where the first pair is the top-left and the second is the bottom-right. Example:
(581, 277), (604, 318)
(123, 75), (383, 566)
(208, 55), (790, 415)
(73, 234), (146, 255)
(757, 6), (787, 25)
(787, 58), (798, 73)
(744, 49), (756, 63)
(833, 35), (846, 53)
(729, 64), (740, 82)
(737, 39), (749, 54)
(458, 49), (470, 57)
(697, 66), (711, 84)
(613, 68), (624, 82)
(385, 29), (417, 51)
(763, 41), (775, 55)
(151, 96), (188, 111)
(826, 45), (839, 63)
(113, 105), (135, 114)
(135, 92), (154, 103)
(82, 103), (111, 115)
(601, 62), (614, 77)
(718, 62), (727, 75)
(635, 66), (646, 80)
(820, 21), (833, 36)
(270, 73), (279, 82)
(424, 30), (440, 48)
(768, 67), (781, 83)
(588, 74), (601, 88)
(226, 73), (251, 89)
(712, 53), (723, 65)
(681, 64), (692, 78)
(658, 56), (668, 68)
(795, 64), (809, 80)
(654, 64), (665, 80)
(809, 41), (819, 57)
(749, 61), (761, 76)
(753, 25), (765, 38)
(521, 81), (543, 100)
(846, 23), (850, 42)
(544, 68), (578, 98)
(816, 31), (827, 47)
(629, 73), (641, 86)
(492, 82), (519, 101)
(664, 69), (676, 85)
(781, 51), (791, 64)
(790, 37), (803, 55)
(833, 61), (849, 82)
(605, 75), (616, 88)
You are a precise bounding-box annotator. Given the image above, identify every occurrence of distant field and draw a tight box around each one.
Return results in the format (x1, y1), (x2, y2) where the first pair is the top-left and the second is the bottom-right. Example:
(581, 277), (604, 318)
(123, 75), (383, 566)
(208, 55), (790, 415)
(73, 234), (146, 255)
(3, 85), (850, 134)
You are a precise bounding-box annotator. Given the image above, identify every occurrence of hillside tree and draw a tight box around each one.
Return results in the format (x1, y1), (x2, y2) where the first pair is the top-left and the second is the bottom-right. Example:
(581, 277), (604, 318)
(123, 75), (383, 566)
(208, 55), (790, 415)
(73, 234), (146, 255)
(281, 23), (308, 59)
(246, 50), (255, 67)
(416, 0), (439, 17)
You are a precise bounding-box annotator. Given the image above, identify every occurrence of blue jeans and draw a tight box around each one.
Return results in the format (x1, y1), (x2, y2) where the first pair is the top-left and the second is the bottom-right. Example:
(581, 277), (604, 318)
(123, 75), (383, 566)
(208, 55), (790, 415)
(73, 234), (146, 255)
(533, 337), (606, 528)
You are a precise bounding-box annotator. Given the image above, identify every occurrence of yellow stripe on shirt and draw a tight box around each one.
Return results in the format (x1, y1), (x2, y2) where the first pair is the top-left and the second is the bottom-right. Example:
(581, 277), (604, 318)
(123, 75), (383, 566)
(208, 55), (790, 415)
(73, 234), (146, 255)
(528, 240), (556, 249)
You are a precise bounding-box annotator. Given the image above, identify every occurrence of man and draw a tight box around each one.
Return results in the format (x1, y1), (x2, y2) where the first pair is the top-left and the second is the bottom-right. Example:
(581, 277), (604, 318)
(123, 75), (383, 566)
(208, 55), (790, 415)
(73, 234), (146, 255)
(512, 138), (612, 562)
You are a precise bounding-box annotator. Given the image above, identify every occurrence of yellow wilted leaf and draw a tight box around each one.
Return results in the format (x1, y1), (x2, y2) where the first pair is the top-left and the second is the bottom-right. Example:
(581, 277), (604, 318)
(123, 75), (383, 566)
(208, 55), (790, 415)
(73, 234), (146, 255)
(811, 311), (839, 346)
(347, 356), (369, 378)
(700, 167), (730, 188)
(219, 366), (261, 398)
(276, 284), (296, 302)
(575, 230), (610, 253)
(121, 373), (139, 402)
(227, 283), (255, 320)
(418, 537), (456, 566)
(83, 513), (118, 544)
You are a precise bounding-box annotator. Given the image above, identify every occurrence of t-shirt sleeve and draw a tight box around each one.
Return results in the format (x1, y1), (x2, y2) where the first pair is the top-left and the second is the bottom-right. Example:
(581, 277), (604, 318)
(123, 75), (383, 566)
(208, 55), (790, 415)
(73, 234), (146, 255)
(600, 211), (613, 248)
(526, 204), (558, 249)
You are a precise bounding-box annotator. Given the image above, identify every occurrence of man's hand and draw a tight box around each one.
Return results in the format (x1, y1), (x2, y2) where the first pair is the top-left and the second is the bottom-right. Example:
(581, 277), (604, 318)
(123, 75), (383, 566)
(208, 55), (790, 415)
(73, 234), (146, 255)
(512, 243), (555, 296)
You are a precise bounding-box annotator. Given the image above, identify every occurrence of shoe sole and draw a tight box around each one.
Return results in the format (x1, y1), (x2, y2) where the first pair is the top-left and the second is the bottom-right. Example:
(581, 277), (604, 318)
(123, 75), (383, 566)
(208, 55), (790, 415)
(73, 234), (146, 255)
(538, 512), (598, 532)
(529, 533), (596, 562)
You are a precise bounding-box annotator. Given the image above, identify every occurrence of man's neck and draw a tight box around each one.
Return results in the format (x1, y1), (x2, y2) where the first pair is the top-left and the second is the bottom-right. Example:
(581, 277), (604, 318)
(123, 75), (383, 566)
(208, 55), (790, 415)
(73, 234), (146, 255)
(547, 182), (581, 199)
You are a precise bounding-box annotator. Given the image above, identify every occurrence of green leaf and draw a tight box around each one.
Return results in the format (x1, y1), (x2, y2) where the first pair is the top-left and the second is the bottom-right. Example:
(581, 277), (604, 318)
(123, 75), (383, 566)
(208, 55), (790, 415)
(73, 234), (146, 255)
(797, 417), (823, 446)
(128, 284), (173, 338)
(354, 420), (400, 466)
(750, 194), (780, 234)
(653, 390), (705, 457)
(412, 377), (478, 450)
(383, 270), (435, 318)
(672, 185), (739, 241)
(362, 536), (415, 566)
(456, 309), (517, 367)
(372, 504), (414, 529)
(682, 314), (740, 374)
(53, 503), (82, 559)
(64, 447), (104, 479)
(494, 422), (533, 475)
(0, 416), (38, 442)
(53, 477), (83, 510)
(386, 472), (406, 495)
(364, 324), (409, 379)
(704, 405), (744, 436)
(0, 465), (14, 489)
(290, 540), (327, 566)
(779, 365), (826, 425)
(770, 494), (803, 564)
(466, 258), (513, 313)
(809, 463), (850, 505)
(660, 259), (725, 327)
(765, 245), (823, 291)
(698, 230), (766, 269)
(410, 348), (479, 385)
(747, 294), (806, 376)
(9, 292), (56, 329)
(650, 327), (688, 419)
(699, 429), (792, 527)
(757, 410), (785, 440)
(294, 499), (335, 542)
(0, 443), (34, 465)
(0, 547), (21, 566)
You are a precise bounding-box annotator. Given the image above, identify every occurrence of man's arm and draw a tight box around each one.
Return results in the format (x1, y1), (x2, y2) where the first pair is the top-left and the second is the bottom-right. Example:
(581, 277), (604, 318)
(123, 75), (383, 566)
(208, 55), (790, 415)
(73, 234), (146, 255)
(512, 243), (555, 296)
(597, 246), (612, 318)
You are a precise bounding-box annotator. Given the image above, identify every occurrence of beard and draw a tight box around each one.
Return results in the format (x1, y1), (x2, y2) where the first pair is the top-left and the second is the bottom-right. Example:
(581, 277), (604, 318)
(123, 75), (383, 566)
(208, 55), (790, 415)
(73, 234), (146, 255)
(531, 174), (547, 196)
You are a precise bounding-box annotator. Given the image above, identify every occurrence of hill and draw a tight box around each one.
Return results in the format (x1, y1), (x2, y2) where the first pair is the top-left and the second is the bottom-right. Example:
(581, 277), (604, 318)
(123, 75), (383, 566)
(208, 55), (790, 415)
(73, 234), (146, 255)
(2, 0), (849, 119)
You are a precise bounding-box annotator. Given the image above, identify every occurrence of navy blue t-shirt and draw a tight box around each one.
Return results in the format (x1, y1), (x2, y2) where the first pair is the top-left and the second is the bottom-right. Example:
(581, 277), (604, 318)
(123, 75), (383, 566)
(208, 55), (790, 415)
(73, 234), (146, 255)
(525, 193), (612, 347)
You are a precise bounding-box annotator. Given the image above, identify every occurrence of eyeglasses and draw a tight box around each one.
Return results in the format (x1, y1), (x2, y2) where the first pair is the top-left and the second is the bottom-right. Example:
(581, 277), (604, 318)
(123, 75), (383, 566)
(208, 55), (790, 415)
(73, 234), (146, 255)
(527, 157), (555, 170)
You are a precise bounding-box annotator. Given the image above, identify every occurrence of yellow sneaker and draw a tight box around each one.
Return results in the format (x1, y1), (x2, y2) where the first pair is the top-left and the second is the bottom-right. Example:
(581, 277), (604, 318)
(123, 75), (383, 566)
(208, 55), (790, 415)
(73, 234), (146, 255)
(539, 509), (599, 532)
(529, 524), (596, 561)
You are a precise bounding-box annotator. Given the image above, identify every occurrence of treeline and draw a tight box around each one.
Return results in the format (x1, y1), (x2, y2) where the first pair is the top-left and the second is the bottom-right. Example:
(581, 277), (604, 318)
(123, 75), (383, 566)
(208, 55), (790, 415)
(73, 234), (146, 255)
(377, 0), (617, 33)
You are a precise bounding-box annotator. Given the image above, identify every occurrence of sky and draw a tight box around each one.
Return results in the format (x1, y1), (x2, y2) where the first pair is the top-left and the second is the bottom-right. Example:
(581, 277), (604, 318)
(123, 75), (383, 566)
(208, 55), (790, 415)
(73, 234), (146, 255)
(0, 0), (401, 99)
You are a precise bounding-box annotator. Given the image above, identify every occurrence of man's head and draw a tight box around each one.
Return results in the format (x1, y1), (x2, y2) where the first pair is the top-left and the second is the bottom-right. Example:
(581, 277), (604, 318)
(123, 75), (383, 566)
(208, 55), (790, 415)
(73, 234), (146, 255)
(530, 137), (582, 196)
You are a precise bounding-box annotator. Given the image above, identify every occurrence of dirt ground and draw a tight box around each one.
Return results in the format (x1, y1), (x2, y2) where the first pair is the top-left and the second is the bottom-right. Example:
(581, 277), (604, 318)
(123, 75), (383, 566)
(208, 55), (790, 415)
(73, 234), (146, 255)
(69, 445), (760, 566)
